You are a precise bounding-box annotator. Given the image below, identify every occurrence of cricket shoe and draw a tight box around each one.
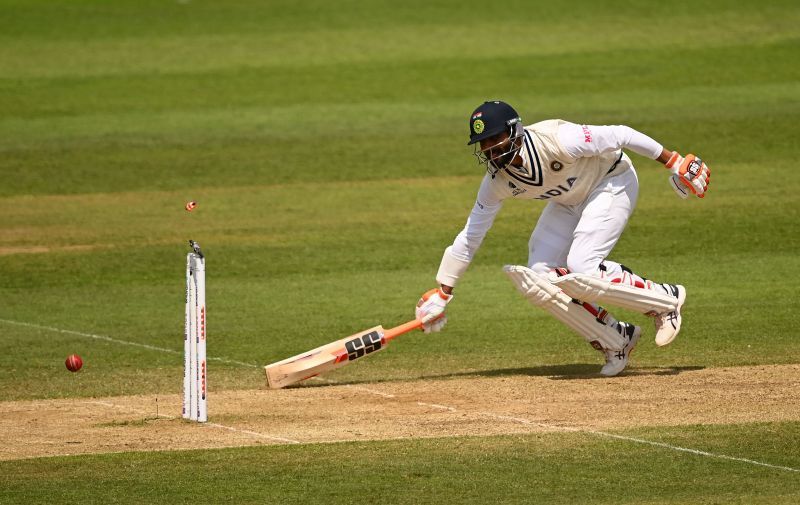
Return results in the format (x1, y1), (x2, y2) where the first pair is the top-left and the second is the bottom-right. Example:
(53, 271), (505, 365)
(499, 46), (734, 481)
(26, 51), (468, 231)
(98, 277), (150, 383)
(600, 322), (641, 377)
(653, 284), (686, 347)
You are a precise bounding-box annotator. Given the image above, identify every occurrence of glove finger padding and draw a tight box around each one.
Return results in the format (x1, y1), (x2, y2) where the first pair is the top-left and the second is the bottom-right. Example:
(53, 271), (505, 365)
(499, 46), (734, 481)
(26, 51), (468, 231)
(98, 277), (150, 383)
(694, 162), (710, 198)
(421, 314), (447, 333)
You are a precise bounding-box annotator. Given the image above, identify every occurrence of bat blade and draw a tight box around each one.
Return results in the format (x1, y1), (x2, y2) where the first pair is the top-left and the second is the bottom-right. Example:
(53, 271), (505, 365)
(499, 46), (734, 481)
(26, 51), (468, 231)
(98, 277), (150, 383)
(264, 319), (422, 389)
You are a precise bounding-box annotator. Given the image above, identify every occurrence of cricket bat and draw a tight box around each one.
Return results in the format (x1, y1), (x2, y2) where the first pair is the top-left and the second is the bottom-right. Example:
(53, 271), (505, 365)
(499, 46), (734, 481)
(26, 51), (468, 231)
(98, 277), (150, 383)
(264, 319), (424, 389)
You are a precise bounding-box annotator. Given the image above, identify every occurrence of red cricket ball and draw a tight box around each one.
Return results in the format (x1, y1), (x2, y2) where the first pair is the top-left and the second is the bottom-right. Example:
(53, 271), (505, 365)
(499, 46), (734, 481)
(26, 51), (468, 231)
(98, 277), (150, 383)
(185, 201), (198, 212)
(65, 354), (83, 372)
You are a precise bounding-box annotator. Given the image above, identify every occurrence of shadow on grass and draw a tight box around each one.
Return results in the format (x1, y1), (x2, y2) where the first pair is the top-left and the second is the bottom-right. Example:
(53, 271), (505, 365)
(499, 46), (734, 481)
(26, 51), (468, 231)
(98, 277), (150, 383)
(292, 364), (706, 388)
(417, 364), (706, 381)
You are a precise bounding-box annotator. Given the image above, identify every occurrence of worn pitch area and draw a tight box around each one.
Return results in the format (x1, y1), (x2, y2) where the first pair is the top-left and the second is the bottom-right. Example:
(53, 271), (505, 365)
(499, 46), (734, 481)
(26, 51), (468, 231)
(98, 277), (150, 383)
(1, 364), (798, 461)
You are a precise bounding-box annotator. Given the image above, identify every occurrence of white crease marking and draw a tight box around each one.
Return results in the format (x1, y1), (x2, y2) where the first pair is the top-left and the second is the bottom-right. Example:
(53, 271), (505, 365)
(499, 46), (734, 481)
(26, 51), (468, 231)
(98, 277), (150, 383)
(205, 423), (300, 444)
(82, 400), (300, 444)
(417, 402), (457, 412)
(0, 318), (258, 367)
(344, 384), (395, 398)
(340, 390), (800, 474)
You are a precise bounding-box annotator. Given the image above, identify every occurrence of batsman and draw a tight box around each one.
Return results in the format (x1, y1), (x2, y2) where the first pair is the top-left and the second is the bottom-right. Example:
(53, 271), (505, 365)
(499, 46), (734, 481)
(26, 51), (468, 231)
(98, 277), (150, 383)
(415, 101), (711, 376)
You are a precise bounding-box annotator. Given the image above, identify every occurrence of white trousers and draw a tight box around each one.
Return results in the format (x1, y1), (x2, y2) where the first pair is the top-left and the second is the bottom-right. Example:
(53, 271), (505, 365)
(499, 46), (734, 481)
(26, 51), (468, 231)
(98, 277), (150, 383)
(528, 164), (639, 275)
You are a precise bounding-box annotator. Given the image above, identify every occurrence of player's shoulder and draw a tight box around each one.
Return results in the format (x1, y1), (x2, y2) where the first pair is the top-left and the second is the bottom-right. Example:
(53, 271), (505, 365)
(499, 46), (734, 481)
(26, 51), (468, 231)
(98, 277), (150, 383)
(477, 172), (510, 199)
(525, 118), (572, 132)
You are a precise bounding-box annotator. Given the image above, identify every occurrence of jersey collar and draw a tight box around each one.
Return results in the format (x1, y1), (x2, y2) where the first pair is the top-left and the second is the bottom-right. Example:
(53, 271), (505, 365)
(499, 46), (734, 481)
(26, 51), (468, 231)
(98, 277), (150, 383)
(504, 129), (543, 186)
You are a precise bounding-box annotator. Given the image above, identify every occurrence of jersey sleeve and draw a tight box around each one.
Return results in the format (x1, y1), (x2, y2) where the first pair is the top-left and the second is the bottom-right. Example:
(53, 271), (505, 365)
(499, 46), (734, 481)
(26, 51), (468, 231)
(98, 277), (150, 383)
(436, 175), (505, 287)
(558, 121), (663, 160)
(450, 175), (504, 261)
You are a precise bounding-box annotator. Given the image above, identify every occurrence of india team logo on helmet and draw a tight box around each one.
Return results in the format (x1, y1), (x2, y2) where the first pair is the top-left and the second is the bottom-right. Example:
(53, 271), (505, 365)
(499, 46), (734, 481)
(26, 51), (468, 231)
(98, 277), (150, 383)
(471, 112), (484, 134)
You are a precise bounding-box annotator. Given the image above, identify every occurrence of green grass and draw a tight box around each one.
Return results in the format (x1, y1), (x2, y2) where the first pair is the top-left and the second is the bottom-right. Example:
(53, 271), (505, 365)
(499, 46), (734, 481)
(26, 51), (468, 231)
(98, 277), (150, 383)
(1, 0), (799, 502)
(1, 422), (798, 504)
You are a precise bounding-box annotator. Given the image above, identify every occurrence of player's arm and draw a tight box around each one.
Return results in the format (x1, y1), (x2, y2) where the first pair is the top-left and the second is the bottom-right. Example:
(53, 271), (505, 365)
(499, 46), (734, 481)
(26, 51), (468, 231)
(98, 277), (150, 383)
(416, 176), (504, 332)
(558, 122), (663, 160)
(558, 122), (710, 198)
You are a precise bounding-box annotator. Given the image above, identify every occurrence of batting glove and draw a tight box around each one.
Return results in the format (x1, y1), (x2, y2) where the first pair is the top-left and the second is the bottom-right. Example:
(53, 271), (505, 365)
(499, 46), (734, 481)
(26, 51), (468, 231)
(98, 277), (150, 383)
(415, 288), (453, 333)
(666, 152), (711, 198)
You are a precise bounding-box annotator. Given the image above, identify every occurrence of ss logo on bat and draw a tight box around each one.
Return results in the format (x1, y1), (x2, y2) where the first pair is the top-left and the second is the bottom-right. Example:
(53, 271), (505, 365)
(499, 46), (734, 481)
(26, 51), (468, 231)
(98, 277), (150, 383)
(345, 331), (383, 360)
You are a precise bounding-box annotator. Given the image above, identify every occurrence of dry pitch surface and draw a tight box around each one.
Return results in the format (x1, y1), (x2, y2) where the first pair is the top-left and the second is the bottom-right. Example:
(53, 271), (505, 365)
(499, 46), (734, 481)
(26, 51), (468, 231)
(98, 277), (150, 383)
(2, 364), (798, 461)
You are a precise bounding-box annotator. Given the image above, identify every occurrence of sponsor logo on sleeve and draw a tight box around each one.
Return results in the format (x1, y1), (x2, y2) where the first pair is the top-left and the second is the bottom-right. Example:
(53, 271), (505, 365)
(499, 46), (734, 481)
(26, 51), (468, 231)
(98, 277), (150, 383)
(581, 125), (592, 143)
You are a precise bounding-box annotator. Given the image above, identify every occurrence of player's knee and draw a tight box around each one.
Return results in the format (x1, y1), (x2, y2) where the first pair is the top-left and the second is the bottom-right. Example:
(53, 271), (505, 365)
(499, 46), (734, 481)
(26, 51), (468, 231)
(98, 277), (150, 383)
(566, 255), (602, 276)
(527, 262), (552, 275)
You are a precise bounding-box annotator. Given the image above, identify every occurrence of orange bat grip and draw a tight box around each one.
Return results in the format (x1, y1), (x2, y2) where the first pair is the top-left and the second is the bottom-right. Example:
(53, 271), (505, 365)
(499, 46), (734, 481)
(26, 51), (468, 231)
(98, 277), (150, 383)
(383, 319), (424, 342)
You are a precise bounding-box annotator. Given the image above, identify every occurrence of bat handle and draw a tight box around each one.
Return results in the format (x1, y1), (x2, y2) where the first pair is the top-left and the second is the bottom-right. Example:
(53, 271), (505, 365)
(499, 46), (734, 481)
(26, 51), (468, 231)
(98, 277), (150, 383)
(383, 319), (424, 341)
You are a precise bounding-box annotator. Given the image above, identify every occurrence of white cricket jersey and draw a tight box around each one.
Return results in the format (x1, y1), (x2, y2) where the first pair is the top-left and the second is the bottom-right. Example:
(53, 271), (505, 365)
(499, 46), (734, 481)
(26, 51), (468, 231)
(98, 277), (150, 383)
(447, 120), (662, 265)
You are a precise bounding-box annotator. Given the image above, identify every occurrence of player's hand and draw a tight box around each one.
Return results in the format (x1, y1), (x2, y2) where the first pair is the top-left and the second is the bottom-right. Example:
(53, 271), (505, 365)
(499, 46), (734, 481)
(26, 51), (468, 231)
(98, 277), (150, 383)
(666, 152), (710, 198)
(415, 288), (453, 333)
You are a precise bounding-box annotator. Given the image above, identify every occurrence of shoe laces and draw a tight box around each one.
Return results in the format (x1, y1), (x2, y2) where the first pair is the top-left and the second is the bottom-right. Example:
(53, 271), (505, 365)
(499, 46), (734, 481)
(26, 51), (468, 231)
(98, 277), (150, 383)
(654, 311), (677, 332)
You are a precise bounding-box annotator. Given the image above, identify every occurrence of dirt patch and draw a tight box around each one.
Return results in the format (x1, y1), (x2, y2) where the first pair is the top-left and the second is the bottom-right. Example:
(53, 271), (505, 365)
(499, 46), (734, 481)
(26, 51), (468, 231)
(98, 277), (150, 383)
(1, 364), (798, 461)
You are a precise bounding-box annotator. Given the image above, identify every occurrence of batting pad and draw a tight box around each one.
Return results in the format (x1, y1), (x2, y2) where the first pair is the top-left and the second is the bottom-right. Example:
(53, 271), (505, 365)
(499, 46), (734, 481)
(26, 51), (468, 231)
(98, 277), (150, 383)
(552, 272), (678, 315)
(503, 265), (625, 351)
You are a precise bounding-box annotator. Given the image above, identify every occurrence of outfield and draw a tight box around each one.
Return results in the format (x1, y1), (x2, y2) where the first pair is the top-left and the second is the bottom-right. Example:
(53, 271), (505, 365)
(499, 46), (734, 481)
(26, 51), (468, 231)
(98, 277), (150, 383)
(1, 0), (799, 503)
